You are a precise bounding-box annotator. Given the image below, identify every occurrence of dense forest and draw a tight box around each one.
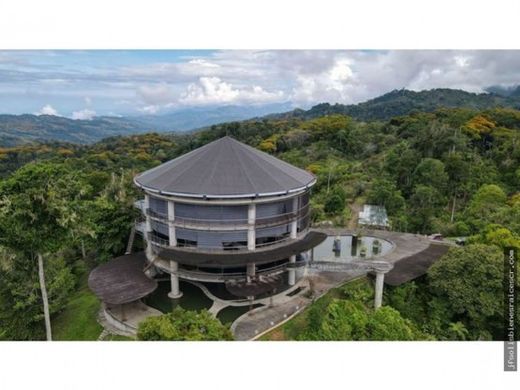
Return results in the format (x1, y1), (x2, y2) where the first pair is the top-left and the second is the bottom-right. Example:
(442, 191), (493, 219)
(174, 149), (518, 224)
(2, 88), (520, 147)
(0, 98), (519, 340)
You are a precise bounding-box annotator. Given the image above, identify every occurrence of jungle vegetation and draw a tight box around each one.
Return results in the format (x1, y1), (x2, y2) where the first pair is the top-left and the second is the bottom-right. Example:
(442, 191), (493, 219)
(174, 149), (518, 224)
(0, 102), (519, 340)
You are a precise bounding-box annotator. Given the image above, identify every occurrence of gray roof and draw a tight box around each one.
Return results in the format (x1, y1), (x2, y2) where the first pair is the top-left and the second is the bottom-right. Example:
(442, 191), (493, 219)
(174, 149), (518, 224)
(134, 136), (316, 199)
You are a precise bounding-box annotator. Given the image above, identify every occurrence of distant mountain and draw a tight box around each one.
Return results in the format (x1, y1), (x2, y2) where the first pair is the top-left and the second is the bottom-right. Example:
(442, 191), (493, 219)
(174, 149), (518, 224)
(0, 103), (293, 147)
(132, 103), (293, 131)
(269, 88), (520, 122)
(0, 114), (149, 147)
(2, 89), (520, 147)
(485, 85), (520, 98)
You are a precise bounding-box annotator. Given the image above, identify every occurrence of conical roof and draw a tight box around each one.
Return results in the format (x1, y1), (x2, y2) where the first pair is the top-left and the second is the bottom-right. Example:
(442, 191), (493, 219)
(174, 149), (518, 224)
(134, 136), (316, 199)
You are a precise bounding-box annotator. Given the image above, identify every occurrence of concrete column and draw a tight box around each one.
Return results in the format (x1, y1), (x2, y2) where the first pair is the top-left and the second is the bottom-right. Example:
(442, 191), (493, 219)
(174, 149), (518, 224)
(246, 262), (256, 283)
(168, 260), (182, 299)
(288, 254), (296, 286)
(247, 203), (256, 250)
(143, 194), (153, 260)
(374, 271), (385, 309)
(144, 194), (152, 233)
(168, 201), (176, 247)
(290, 196), (298, 238)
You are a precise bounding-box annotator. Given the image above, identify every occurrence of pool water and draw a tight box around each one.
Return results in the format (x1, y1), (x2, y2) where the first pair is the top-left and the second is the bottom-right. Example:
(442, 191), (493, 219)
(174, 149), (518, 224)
(145, 281), (213, 313)
(313, 235), (393, 263)
(216, 304), (263, 325)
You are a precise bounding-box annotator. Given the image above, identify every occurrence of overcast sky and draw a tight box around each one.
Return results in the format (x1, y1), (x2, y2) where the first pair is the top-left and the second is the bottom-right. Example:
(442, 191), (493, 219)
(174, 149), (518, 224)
(1, 50), (519, 118)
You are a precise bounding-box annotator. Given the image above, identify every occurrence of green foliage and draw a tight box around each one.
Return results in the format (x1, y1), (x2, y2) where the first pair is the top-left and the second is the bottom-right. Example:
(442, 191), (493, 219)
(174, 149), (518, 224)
(428, 244), (506, 338)
(0, 251), (75, 340)
(413, 158), (448, 191)
(324, 187), (347, 215)
(366, 177), (405, 214)
(1, 92), (520, 340)
(409, 185), (443, 232)
(137, 307), (233, 341)
(52, 273), (103, 341)
(300, 297), (424, 341)
(464, 184), (508, 232)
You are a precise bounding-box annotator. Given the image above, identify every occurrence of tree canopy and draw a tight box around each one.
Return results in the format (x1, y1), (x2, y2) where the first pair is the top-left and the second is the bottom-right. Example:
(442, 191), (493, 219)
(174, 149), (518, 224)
(137, 308), (233, 341)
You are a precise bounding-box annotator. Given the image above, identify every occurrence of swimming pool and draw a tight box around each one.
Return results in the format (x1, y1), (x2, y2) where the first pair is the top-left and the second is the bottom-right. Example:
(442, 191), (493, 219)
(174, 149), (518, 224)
(312, 235), (393, 263)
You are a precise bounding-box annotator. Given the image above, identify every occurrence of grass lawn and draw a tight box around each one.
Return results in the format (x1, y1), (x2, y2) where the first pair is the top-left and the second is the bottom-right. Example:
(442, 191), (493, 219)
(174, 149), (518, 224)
(259, 277), (371, 341)
(53, 274), (103, 341)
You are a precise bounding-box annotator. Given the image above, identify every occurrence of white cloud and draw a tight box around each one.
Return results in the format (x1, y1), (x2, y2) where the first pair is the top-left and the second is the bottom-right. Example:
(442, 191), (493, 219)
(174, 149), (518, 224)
(290, 57), (357, 104)
(179, 76), (285, 105)
(138, 105), (160, 114)
(188, 59), (220, 68)
(35, 104), (60, 116)
(71, 108), (96, 120)
(4, 50), (520, 115)
(137, 83), (174, 105)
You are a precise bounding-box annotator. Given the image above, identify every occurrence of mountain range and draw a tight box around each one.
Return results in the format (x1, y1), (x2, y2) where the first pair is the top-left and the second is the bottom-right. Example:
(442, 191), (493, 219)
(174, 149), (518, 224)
(1, 88), (519, 147)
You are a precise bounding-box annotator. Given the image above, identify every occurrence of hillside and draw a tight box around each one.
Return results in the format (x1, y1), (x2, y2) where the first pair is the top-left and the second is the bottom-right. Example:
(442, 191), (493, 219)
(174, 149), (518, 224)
(0, 103), (292, 147)
(0, 114), (149, 146)
(270, 88), (520, 121)
(1, 89), (520, 147)
(134, 103), (293, 131)
(0, 105), (519, 341)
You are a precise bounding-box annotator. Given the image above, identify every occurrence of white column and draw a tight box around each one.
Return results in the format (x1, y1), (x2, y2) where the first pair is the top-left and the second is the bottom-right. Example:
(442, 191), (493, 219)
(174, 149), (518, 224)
(246, 262), (256, 283)
(288, 254), (296, 286)
(247, 203), (256, 250)
(143, 194), (153, 260)
(374, 271), (385, 309)
(144, 194), (152, 233)
(168, 201), (176, 247)
(168, 260), (182, 299)
(290, 196), (298, 239)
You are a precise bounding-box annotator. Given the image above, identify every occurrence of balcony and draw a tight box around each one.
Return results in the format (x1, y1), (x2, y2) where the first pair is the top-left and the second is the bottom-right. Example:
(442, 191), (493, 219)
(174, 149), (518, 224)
(144, 203), (310, 231)
(151, 231), (328, 267)
(152, 258), (289, 282)
(147, 230), (293, 251)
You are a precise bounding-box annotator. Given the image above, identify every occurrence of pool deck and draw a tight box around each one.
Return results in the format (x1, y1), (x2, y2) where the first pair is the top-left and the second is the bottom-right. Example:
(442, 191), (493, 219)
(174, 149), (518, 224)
(232, 228), (453, 340)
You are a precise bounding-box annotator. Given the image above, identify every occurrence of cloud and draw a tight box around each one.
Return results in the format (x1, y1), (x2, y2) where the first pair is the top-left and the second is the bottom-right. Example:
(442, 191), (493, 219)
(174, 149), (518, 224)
(138, 105), (161, 114)
(35, 104), (60, 116)
(137, 83), (175, 105)
(71, 108), (96, 120)
(179, 76), (285, 105)
(188, 59), (220, 68)
(4, 50), (520, 115)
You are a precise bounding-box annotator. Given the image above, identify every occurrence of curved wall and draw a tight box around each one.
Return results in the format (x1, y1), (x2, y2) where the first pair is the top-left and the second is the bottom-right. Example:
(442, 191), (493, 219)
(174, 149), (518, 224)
(146, 190), (310, 251)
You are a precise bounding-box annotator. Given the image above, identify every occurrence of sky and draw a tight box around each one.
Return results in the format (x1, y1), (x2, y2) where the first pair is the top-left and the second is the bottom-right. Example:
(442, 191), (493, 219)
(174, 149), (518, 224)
(1, 50), (520, 118)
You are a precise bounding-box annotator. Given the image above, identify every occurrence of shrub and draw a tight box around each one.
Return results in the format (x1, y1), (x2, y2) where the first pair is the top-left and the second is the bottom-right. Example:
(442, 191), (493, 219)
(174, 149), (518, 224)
(137, 307), (233, 341)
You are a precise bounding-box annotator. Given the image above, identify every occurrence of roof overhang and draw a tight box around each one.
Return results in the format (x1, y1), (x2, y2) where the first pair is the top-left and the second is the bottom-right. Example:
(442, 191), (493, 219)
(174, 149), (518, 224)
(134, 176), (317, 200)
(88, 252), (158, 305)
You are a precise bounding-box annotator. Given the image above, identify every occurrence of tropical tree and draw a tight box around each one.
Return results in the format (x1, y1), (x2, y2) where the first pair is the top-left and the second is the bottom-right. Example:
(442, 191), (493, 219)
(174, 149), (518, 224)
(366, 177), (405, 214)
(464, 184), (508, 231)
(300, 298), (424, 341)
(324, 186), (347, 215)
(0, 162), (92, 340)
(428, 244), (505, 338)
(137, 308), (233, 341)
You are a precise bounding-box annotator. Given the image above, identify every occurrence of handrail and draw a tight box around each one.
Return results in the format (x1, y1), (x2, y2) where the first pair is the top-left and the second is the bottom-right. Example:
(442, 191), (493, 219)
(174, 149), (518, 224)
(147, 231), (300, 252)
(153, 258), (290, 281)
(145, 203), (310, 229)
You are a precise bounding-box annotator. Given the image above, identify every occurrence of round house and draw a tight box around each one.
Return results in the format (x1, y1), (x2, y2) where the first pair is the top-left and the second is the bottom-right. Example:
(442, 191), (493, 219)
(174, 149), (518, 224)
(134, 136), (326, 298)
